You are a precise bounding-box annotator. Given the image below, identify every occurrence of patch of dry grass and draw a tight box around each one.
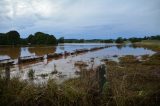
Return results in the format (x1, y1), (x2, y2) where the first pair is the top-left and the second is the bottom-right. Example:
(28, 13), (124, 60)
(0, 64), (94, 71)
(104, 53), (160, 106)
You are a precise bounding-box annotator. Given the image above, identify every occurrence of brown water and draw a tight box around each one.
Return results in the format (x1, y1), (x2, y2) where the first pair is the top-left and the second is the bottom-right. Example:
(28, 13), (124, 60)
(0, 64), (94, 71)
(0, 43), (109, 60)
(0, 43), (155, 83)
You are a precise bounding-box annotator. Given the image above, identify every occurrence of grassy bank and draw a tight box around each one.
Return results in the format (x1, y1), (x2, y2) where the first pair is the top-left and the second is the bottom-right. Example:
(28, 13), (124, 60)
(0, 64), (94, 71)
(104, 53), (160, 106)
(133, 40), (160, 51)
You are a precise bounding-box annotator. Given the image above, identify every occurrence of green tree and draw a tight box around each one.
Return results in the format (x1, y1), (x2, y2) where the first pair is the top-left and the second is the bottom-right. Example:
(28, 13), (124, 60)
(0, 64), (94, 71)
(104, 39), (114, 43)
(27, 32), (57, 45)
(115, 37), (124, 43)
(58, 37), (64, 43)
(129, 37), (142, 43)
(27, 34), (35, 44)
(6, 31), (20, 45)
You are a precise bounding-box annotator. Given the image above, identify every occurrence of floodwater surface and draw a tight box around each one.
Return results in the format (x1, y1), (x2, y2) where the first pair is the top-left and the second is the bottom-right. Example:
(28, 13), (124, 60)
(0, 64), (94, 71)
(0, 43), (155, 83)
(0, 43), (109, 60)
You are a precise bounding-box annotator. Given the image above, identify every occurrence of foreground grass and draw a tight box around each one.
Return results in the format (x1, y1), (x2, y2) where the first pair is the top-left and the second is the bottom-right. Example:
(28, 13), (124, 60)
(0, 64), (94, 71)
(0, 48), (160, 106)
(0, 67), (103, 106)
(104, 53), (160, 106)
(0, 77), (90, 106)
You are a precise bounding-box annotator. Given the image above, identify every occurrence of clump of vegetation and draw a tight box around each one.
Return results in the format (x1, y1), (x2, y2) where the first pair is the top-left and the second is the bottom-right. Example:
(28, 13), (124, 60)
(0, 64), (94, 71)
(129, 37), (142, 43)
(0, 30), (20, 45)
(142, 52), (160, 65)
(104, 53), (160, 106)
(27, 69), (35, 80)
(141, 54), (150, 61)
(119, 55), (139, 64)
(38, 73), (48, 79)
(51, 71), (58, 75)
(115, 37), (124, 43)
(58, 37), (65, 43)
(104, 60), (118, 66)
(74, 61), (88, 67)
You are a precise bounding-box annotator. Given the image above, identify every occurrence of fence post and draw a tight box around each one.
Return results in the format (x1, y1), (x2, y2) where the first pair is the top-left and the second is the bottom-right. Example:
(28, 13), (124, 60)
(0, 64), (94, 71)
(96, 64), (106, 93)
(5, 64), (10, 83)
(18, 57), (21, 64)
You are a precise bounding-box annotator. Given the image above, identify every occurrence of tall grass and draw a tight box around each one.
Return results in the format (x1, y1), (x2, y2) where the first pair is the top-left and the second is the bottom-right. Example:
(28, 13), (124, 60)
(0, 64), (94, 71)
(0, 63), (102, 106)
(103, 53), (160, 106)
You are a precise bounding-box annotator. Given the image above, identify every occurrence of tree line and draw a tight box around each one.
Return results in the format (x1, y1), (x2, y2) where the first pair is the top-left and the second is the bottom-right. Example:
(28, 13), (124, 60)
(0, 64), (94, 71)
(0, 30), (160, 45)
(115, 35), (160, 43)
(63, 35), (160, 43)
(0, 31), (57, 45)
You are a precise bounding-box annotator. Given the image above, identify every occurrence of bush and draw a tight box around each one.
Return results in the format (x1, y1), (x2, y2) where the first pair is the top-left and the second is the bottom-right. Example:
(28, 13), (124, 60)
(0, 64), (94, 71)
(28, 69), (35, 80)
(115, 37), (124, 43)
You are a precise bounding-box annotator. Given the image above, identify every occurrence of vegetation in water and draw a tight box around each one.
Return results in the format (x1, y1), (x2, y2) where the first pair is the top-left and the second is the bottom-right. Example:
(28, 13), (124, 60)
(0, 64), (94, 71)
(27, 69), (35, 80)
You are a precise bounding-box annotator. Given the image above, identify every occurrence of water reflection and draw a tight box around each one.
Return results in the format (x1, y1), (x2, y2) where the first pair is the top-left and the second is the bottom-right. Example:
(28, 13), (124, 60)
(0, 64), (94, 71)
(28, 46), (56, 56)
(116, 45), (125, 50)
(58, 46), (65, 51)
(0, 46), (20, 59)
(0, 44), (107, 60)
(0, 44), (155, 61)
(129, 45), (138, 49)
(0, 46), (57, 60)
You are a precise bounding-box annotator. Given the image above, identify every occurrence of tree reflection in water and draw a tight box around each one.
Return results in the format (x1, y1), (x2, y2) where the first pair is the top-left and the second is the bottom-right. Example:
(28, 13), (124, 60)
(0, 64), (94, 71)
(0, 46), (57, 60)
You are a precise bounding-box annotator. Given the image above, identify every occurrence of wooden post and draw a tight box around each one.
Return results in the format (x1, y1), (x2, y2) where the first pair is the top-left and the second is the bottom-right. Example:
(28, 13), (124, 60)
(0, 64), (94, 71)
(18, 57), (21, 64)
(96, 64), (106, 93)
(5, 64), (10, 83)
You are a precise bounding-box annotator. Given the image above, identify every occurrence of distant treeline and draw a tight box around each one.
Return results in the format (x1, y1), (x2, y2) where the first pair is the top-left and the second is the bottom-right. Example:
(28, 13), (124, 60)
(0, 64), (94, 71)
(0, 30), (160, 45)
(64, 35), (160, 43)
(63, 39), (113, 43)
(116, 35), (160, 43)
(0, 31), (57, 45)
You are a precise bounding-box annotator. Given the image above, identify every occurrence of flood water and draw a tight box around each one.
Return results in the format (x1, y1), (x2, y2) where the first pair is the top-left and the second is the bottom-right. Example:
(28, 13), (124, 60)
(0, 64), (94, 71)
(0, 43), (110, 60)
(0, 43), (155, 83)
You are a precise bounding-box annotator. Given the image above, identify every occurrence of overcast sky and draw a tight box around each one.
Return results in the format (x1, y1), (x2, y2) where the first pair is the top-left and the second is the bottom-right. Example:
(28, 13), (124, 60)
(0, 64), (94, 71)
(0, 0), (160, 39)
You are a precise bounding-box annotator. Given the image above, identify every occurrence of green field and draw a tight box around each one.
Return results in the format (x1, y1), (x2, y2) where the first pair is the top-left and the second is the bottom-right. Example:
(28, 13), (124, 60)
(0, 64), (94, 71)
(134, 40), (160, 51)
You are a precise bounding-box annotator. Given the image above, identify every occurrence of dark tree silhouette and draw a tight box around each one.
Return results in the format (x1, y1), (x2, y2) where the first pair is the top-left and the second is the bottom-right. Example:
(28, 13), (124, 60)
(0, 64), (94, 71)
(58, 37), (65, 43)
(0, 31), (20, 45)
(115, 37), (124, 43)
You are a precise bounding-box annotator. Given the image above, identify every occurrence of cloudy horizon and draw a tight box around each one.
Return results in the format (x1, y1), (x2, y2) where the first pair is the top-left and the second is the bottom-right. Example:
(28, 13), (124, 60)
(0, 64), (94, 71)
(0, 0), (160, 39)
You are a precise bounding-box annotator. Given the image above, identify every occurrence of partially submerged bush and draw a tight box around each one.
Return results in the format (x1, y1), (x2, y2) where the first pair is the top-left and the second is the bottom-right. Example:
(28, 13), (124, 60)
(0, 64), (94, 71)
(28, 69), (35, 80)
(38, 73), (48, 79)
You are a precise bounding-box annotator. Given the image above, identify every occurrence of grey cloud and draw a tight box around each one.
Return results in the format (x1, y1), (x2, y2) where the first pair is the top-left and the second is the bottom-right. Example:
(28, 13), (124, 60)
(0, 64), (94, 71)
(0, 0), (160, 38)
